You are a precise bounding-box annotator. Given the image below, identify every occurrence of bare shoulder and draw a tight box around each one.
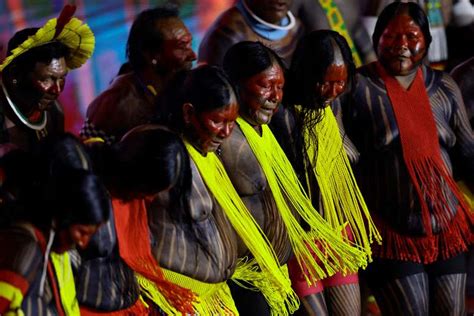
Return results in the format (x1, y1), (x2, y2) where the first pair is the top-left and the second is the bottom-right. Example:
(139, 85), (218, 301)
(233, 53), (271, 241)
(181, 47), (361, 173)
(198, 7), (248, 65)
(0, 226), (42, 282)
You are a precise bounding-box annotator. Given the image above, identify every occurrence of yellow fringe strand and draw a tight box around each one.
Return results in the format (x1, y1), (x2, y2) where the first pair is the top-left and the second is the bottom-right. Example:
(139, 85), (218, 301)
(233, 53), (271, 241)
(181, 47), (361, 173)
(136, 269), (238, 315)
(232, 258), (300, 316)
(185, 142), (298, 314)
(457, 181), (474, 210)
(304, 107), (382, 260)
(236, 117), (367, 285)
(50, 252), (80, 316)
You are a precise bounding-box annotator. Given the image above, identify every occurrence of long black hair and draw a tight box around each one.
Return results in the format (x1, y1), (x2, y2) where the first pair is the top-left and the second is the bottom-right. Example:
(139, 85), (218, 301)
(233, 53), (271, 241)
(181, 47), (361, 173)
(39, 134), (111, 229)
(103, 126), (191, 207)
(283, 30), (356, 195)
(285, 30), (355, 116)
(372, 2), (432, 55)
(158, 64), (236, 132)
(223, 41), (286, 91)
(0, 134), (110, 230)
(93, 125), (213, 258)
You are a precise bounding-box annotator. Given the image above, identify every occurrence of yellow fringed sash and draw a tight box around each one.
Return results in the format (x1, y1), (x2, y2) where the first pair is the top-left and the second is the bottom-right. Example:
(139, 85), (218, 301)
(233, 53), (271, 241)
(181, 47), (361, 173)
(236, 117), (367, 285)
(303, 107), (382, 259)
(50, 252), (80, 316)
(232, 259), (299, 316)
(185, 142), (298, 315)
(136, 269), (238, 315)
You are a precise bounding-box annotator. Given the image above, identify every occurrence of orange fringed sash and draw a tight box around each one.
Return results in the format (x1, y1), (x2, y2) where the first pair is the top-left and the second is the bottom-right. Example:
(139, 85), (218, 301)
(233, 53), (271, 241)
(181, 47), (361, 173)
(112, 199), (196, 314)
(376, 63), (473, 263)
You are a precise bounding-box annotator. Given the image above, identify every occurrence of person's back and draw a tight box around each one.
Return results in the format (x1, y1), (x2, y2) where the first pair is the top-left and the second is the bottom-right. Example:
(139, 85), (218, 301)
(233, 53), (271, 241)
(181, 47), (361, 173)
(198, 0), (304, 67)
(291, 0), (376, 65)
(80, 5), (196, 144)
(450, 56), (474, 126)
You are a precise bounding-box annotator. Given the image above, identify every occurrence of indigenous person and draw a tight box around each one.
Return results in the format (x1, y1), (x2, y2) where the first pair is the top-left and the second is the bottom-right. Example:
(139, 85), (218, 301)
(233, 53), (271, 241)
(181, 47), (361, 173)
(451, 56), (474, 127)
(80, 4), (196, 145)
(363, 0), (452, 69)
(0, 134), (110, 315)
(450, 56), (474, 208)
(148, 65), (242, 314)
(161, 64), (316, 315)
(290, 0), (376, 66)
(221, 41), (368, 315)
(344, 3), (474, 315)
(0, 5), (94, 151)
(77, 127), (197, 315)
(198, 0), (304, 67)
(272, 30), (381, 316)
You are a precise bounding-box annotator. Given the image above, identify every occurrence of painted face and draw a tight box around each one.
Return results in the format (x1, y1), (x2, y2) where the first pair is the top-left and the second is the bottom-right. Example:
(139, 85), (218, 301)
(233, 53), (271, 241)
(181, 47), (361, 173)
(377, 13), (426, 76)
(246, 0), (292, 24)
(239, 63), (284, 126)
(186, 95), (239, 154)
(155, 18), (197, 74)
(315, 63), (348, 106)
(53, 224), (99, 253)
(25, 58), (67, 114)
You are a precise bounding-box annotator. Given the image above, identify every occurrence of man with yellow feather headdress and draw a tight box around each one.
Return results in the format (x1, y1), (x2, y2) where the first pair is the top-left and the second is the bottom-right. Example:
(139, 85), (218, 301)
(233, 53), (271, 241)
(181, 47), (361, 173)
(0, 5), (94, 152)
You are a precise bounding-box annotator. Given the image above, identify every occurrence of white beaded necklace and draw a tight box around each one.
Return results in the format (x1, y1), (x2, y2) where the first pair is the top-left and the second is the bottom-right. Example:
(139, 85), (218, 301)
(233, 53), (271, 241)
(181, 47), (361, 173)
(1, 83), (47, 130)
(241, 0), (296, 31)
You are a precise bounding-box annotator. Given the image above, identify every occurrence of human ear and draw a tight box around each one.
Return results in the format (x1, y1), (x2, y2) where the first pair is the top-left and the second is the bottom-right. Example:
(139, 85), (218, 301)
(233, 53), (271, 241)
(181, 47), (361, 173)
(182, 102), (195, 124)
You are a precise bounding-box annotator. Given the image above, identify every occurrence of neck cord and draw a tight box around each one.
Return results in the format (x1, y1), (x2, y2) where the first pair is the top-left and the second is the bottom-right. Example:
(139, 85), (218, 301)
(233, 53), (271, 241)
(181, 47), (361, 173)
(241, 0), (296, 31)
(1, 83), (47, 130)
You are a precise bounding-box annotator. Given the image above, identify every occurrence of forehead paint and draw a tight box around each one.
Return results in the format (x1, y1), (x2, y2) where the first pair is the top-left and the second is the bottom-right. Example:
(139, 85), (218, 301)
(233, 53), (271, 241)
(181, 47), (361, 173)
(330, 39), (344, 66)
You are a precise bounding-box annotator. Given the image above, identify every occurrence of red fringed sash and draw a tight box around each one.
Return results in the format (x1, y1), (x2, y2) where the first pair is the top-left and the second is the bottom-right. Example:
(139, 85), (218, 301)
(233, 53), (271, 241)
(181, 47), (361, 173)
(112, 199), (196, 314)
(375, 63), (473, 263)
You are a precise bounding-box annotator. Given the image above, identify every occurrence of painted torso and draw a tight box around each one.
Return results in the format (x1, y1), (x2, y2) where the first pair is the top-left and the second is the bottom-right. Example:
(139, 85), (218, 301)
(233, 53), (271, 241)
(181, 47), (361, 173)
(219, 124), (293, 264)
(81, 73), (157, 144)
(198, 6), (304, 67)
(148, 158), (238, 283)
(346, 62), (474, 234)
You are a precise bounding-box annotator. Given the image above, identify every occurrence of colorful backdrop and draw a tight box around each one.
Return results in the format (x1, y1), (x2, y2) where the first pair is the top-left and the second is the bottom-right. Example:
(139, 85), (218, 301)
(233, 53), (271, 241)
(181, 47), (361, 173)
(0, 0), (232, 134)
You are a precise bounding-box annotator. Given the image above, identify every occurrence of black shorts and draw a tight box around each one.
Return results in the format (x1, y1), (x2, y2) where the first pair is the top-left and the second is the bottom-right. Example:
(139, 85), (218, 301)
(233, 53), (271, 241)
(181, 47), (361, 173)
(362, 252), (468, 288)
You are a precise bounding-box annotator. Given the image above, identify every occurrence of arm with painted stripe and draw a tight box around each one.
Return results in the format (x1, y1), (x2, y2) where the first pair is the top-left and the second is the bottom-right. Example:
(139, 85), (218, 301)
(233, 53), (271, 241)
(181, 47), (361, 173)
(0, 227), (43, 315)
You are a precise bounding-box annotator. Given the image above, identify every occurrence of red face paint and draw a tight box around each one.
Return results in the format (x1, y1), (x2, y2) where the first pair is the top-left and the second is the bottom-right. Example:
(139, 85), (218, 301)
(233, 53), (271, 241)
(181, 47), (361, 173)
(188, 98), (239, 154)
(239, 63), (284, 126)
(29, 57), (68, 112)
(155, 18), (197, 73)
(315, 63), (348, 106)
(377, 13), (426, 76)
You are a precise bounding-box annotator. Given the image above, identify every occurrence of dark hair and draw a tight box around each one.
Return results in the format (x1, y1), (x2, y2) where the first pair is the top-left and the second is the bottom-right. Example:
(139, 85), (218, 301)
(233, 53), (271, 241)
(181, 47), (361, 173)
(0, 134), (110, 229)
(372, 2), (432, 54)
(282, 30), (356, 194)
(285, 30), (356, 114)
(0, 149), (40, 226)
(5, 28), (70, 75)
(126, 4), (180, 71)
(105, 126), (191, 205)
(96, 126), (213, 256)
(223, 41), (286, 87)
(41, 134), (110, 229)
(160, 64), (236, 130)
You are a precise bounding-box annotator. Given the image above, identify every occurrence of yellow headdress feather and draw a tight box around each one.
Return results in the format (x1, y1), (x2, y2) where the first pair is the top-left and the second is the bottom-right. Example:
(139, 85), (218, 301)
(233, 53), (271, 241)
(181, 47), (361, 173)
(0, 5), (95, 71)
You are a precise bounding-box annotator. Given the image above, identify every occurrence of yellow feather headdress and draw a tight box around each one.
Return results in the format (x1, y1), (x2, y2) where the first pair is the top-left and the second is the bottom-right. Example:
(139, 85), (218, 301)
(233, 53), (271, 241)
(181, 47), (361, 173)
(0, 5), (95, 71)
